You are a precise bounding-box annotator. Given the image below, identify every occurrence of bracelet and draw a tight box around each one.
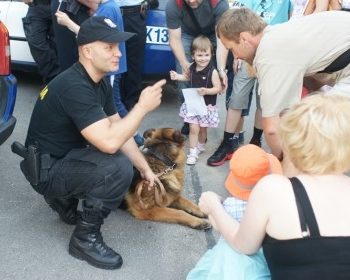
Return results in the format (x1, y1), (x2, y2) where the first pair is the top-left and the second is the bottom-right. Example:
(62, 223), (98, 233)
(218, 68), (226, 72)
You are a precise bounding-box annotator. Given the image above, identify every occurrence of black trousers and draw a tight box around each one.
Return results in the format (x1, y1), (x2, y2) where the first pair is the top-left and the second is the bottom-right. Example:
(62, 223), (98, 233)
(50, 0), (89, 73)
(36, 147), (133, 211)
(121, 9), (147, 110)
(22, 4), (59, 83)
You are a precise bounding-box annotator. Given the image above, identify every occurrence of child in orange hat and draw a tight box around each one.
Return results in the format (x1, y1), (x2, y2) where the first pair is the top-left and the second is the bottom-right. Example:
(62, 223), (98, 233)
(187, 144), (282, 280)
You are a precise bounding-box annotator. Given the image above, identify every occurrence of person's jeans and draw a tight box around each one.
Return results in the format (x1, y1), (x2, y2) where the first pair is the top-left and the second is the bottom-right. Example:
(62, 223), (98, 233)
(111, 74), (129, 118)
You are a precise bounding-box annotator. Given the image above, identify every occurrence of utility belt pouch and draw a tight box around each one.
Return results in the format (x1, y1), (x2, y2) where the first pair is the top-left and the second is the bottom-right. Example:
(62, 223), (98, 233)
(40, 154), (52, 183)
(22, 145), (41, 186)
(12, 142), (41, 186)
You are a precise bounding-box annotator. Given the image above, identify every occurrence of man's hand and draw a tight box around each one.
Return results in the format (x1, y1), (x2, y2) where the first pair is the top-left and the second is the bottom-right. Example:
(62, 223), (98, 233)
(218, 69), (228, 92)
(22, 0), (33, 4)
(140, 168), (164, 189)
(137, 79), (166, 113)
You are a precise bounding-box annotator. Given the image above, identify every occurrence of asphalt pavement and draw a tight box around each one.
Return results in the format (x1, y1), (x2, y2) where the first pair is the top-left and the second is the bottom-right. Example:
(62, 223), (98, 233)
(0, 72), (259, 280)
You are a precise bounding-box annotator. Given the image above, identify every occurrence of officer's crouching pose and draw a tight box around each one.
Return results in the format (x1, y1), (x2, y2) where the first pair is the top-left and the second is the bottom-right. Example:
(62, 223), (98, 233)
(20, 16), (166, 270)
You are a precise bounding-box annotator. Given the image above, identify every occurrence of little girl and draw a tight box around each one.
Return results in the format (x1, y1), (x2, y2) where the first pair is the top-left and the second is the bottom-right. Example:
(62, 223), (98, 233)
(170, 35), (222, 165)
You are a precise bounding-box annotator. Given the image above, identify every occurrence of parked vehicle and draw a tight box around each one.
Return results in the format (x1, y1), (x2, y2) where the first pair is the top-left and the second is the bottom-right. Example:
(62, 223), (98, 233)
(0, 0), (175, 76)
(0, 19), (17, 145)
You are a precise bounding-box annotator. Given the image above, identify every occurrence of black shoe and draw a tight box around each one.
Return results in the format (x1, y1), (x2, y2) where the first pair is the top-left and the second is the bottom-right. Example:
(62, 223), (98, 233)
(238, 132), (244, 145)
(44, 197), (79, 225)
(207, 141), (238, 167)
(181, 122), (189, 135)
(69, 218), (123, 270)
(249, 138), (261, 147)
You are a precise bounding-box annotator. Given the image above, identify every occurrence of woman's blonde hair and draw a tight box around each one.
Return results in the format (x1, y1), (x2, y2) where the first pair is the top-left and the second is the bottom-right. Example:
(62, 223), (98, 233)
(216, 8), (267, 43)
(278, 93), (350, 174)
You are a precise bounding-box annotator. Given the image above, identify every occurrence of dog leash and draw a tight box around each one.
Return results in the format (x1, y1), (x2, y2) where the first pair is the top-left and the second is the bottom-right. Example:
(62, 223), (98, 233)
(135, 144), (178, 209)
(135, 176), (168, 209)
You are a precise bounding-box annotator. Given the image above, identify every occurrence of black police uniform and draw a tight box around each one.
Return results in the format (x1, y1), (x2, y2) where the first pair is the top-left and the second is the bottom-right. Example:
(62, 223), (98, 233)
(120, 3), (147, 110)
(25, 62), (133, 211)
(22, 0), (60, 84)
(50, 0), (90, 72)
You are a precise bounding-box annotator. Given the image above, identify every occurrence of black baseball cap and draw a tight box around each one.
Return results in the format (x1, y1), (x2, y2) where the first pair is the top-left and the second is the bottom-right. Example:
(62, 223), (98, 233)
(77, 16), (135, 46)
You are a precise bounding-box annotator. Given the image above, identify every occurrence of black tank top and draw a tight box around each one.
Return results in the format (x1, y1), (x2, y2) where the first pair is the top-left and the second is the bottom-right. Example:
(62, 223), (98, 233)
(263, 177), (350, 280)
(189, 62), (217, 106)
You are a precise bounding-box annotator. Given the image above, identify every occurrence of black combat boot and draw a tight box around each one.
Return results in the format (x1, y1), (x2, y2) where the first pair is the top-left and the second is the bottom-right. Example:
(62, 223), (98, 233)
(207, 138), (239, 167)
(44, 197), (79, 225)
(69, 204), (123, 270)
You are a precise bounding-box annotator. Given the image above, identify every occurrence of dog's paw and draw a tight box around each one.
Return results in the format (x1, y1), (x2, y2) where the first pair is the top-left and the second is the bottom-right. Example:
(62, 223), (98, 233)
(195, 219), (212, 231)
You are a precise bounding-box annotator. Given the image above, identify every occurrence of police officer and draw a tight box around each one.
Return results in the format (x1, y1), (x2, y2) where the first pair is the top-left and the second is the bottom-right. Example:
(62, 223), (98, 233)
(24, 16), (166, 269)
(22, 0), (60, 84)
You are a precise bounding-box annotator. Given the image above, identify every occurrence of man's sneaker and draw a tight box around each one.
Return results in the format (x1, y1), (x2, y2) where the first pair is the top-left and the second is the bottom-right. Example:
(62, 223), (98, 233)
(186, 147), (199, 165)
(181, 123), (189, 135)
(207, 140), (238, 166)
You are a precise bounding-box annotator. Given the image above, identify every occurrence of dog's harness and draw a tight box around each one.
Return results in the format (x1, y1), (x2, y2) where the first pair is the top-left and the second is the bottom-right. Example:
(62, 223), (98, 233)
(135, 144), (178, 209)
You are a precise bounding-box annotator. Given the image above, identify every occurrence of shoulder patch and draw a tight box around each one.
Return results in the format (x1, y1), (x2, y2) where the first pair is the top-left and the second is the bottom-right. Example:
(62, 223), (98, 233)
(40, 86), (48, 100)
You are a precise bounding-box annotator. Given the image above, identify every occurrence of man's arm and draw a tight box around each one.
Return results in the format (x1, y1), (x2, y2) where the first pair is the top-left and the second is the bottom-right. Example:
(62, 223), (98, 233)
(216, 34), (228, 90)
(262, 116), (282, 159)
(81, 80), (166, 154)
(168, 28), (191, 75)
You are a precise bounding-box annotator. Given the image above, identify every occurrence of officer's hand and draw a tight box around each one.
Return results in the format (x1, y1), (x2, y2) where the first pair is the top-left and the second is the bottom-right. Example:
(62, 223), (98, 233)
(22, 0), (33, 4)
(138, 79), (166, 113)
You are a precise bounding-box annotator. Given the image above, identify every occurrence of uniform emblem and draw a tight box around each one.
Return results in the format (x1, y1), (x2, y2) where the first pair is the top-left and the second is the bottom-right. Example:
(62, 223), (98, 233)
(104, 18), (117, 28)
(40, 86), (48, 100)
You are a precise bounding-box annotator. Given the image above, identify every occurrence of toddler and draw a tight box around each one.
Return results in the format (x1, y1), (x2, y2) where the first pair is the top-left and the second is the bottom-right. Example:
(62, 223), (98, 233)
(170, 35), (222, 165)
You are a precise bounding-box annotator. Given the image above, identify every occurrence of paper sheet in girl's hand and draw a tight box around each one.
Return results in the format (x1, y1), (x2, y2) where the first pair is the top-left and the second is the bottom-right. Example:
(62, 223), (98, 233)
(182, 88), (208, 116)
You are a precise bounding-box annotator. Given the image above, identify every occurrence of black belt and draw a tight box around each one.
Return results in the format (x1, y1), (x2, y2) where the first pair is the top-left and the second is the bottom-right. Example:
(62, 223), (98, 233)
(34, 0), (50, 5)
(120, 5), (141, 15)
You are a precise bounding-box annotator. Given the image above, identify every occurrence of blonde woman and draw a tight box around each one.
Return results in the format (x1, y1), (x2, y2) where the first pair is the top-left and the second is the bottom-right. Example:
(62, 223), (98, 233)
(199, 93), (350, 279)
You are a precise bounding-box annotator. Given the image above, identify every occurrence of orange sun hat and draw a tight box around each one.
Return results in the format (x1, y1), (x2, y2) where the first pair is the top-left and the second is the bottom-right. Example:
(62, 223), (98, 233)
(225, 144), (282, 201)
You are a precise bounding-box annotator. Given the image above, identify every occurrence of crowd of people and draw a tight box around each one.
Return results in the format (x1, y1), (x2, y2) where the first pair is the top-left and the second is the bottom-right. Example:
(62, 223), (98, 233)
(16, 0), (350, 277)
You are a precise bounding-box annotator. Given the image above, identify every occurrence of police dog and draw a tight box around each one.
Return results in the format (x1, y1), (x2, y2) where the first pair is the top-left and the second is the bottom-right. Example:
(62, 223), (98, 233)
(125, 128), (211, 230)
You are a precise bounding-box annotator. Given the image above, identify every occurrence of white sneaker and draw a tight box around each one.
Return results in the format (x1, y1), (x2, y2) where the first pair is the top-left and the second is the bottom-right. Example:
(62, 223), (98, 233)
(186, 148), (199, 165)
(196, 142), (206, 154)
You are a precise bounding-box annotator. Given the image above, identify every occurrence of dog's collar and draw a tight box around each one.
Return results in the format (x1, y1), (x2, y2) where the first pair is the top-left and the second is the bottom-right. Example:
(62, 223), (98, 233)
(144, 145), (177, 171)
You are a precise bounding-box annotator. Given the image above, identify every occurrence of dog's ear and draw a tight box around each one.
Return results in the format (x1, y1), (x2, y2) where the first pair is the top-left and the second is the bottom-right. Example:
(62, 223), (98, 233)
(173, 130), (185, 144)
(143, 128), (156, 139)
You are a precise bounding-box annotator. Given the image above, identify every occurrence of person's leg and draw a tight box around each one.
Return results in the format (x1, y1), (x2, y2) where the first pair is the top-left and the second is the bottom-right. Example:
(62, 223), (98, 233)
(197, 127), (207, 153)
(22, 4), (59, 84)
(44, 147), (133, 269)
(249, 83), (264, 147)
(176, 33), (194, 135)
(225, 53), (234, 110)
(111, 75), (144, 146)
(187, 123), (200, 165)
(111, 74), (129, 118)
(121, 12), (146, 110)
(50, 0), (89, 72)
(207, 63), (255, 166)
(250, 108), (263, 147)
